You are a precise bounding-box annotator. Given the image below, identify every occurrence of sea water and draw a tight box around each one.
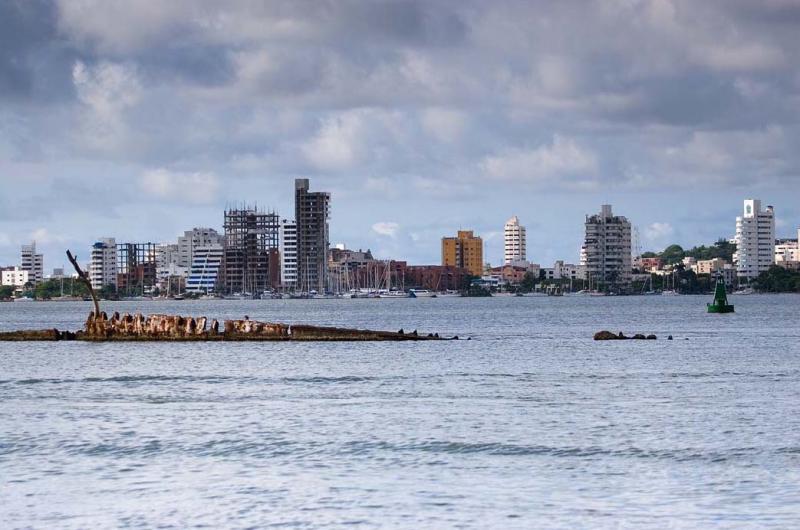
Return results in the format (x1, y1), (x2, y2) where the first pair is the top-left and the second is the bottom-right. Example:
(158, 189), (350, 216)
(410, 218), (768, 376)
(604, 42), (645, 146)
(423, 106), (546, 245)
(2, 295), (800, 528)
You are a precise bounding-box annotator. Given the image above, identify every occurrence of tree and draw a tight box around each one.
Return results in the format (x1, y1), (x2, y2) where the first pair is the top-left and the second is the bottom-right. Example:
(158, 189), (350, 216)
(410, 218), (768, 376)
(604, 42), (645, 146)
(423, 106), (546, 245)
(0, 285), (14, 299)
(754, 266), (800, 293)
(520, 272), (537, 293)
(661, 244), (685, 264)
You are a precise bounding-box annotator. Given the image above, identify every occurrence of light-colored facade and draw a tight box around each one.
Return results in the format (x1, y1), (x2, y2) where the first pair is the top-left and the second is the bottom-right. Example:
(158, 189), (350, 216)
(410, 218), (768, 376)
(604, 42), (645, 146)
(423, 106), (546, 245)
(694, 258), (728, 275)
(503, 216), (526, 265)
(442, 230), (484, 276)
(582, 204), (632, 289)
(279, 219), (298, 289)
(89, 238), (117, 290)
(185, 245), (224, 294)
(542, 260), (587, 281)
(2, 267), (30, 287)
(733, 199), (775, 280)
(177, 228), (223, 269)
(21, 242), (44, 284)
(775, 229), (800, 266)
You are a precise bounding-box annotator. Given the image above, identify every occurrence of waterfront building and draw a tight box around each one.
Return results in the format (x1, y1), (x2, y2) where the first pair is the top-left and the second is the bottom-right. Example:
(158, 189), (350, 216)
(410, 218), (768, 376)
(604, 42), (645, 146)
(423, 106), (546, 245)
(295, 178), (331, 293)
(185, 244), (224, 294)
(638, 257), (665, 271)
(21, 242), (44, 285)
(694, 258), (728, 275)
(486, 264), (530, 285)
(541, 261), (587, 281)
(1, 267), (30, 288)
(279, 220), (298, 290)
(89, 238), (117, 290)
(442, 230), (484, 276)
(222, 207), (281, 294)
(116, 242), (157, 296)
(582, 204), (632, 290)
(774, 229), (800, 267)
(405, 265), (469, 291)
(503, 216), (526, 265)
(177, 228), (223, 269)
(733, 199), (775, 280)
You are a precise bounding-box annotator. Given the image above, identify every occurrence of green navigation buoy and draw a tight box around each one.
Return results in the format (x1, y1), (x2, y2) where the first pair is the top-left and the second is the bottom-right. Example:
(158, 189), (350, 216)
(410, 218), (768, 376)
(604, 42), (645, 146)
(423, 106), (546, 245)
(707, 275), (734, 313)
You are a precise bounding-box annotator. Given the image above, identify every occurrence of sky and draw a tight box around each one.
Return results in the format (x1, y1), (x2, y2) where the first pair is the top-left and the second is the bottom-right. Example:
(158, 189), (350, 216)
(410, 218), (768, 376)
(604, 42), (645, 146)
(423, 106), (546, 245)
(1, 0), (799, 272)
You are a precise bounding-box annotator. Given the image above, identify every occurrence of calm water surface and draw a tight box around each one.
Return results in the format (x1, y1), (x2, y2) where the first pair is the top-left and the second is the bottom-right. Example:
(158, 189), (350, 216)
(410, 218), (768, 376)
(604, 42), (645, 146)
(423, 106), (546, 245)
(2, 295), (800, 528)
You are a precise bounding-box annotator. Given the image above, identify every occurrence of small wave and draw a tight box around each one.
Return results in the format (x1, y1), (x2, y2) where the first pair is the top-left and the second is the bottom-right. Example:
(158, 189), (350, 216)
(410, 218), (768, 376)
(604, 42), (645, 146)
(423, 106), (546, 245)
(10, 375), (236, 385)
(342, 440), (767, 462)
(281, 376), (377, 384)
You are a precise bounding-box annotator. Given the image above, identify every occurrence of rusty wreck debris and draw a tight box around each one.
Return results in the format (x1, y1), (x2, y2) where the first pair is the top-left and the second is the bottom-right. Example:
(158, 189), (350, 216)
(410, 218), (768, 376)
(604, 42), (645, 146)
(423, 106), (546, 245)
(0, 312), (450, 342)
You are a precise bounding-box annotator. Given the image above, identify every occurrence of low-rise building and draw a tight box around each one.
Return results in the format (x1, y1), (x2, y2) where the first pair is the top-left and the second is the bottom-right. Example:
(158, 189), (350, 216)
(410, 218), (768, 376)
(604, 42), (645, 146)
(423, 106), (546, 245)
(1, 267), (29, 287)
(694, 258), (728, 275)
(405, 265), (469, 291)
(638, 257), (665, 271)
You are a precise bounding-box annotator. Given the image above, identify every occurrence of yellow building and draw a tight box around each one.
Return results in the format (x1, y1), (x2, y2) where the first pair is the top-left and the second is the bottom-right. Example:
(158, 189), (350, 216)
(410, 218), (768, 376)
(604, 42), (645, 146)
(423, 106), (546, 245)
(442, 230), (484, 276)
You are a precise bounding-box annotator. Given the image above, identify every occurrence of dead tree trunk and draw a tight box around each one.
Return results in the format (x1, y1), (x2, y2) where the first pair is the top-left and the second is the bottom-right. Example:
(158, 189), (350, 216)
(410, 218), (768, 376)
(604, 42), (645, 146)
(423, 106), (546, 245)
(66, 250), (100, 316)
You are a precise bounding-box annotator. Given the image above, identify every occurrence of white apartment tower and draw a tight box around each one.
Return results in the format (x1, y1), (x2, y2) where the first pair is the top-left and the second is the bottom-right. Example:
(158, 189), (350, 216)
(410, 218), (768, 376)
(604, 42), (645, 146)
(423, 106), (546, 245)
(583, 204), (632, 289)
(280, 219), (298, 289)
(89, 238), (117, 289)
(21, 242), (44, 284)
(503, 215), (527, 265)
(734, 199), (775, 280)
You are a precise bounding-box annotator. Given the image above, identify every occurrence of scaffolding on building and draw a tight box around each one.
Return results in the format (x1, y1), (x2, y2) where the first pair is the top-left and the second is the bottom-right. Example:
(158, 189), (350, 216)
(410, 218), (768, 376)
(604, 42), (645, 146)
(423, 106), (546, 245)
(116, 243), (157, 296)
(222, 207), (281, 295)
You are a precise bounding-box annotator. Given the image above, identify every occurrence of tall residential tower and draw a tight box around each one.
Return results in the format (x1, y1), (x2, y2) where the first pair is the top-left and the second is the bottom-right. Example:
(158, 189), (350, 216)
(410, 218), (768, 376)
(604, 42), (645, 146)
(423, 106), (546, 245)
(503, 216), (526, 265)
(733, 199), (775, 280)
(582, 204), (632, 290)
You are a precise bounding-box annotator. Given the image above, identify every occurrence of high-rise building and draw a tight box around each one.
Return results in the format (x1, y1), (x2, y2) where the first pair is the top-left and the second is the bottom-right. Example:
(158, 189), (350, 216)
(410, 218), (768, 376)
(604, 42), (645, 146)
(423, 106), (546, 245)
(442, 230), (484, 276)
(21, 242), (44, 284)
(177, 228), (223, 269)
(222, 208), (280, 294)
(733, 199), (775, 280)
(185, 244), (224, 294)
(279, 219), (298, 290)
(503, 216), (526, 265)
(295, 178), (331, 293)
(582, 204), (632, 289)
(90, 238), (117, 289)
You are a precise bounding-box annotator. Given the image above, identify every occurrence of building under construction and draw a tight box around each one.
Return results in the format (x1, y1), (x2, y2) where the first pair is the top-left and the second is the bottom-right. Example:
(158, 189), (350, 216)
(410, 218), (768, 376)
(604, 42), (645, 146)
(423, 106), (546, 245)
(295, 178), (331, 293)
(116, 242), (157, 296)
(221, 207), (281, 295)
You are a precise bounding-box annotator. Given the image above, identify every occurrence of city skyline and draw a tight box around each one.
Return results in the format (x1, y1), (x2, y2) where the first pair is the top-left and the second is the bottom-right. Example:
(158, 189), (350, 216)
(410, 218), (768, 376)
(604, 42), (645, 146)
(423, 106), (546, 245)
(2, 1), (800, 269)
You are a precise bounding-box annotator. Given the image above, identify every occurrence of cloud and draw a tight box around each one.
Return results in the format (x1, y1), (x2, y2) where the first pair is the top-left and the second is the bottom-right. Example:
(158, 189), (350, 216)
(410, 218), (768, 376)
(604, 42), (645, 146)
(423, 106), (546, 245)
(139, 168), (219, 204)
(302, 112), (365, 171)
(482, 135), (599, 189)
(645, 222), (675, 243)
(371, 221), (400, 238)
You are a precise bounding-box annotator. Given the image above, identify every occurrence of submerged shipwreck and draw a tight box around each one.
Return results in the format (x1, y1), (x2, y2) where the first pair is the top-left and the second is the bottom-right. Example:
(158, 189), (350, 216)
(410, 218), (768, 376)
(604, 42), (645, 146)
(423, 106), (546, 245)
(0, 251), (454, 342)
(0, 312), (449, 342)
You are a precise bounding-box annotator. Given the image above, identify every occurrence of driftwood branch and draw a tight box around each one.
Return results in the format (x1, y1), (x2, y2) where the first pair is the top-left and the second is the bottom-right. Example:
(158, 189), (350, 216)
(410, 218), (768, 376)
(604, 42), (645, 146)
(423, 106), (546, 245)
(66, 250), (100, 316)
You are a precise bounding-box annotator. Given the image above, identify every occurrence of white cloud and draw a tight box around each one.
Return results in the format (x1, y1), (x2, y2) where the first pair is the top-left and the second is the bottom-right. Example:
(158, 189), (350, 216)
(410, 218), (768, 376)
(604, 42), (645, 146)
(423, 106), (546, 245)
(481, 135), (599, 188)
(302, 113), (365, 171)
(645, 222), (674, 242)
(371, 221), (400, 237)
(421, 108), (467, 143)
(139, 168), (219, 204)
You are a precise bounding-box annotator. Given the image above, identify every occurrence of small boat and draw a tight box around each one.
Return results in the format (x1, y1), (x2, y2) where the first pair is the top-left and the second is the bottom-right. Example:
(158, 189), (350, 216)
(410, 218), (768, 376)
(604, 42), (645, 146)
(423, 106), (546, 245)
(731, 287), (754, 295)
(437, 290), (461, 298)
(379, 290), (410, 298)
(409, 289), (436, 298)
(661, 290), (679, 296)
(13, 296), (34, 302)
(707, 276), (734, 313)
